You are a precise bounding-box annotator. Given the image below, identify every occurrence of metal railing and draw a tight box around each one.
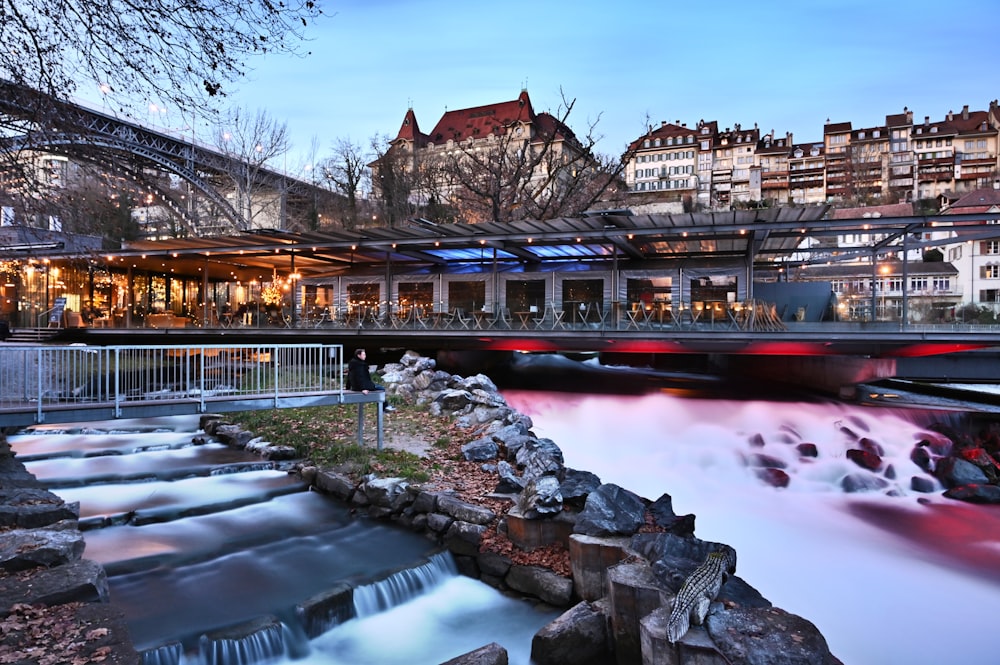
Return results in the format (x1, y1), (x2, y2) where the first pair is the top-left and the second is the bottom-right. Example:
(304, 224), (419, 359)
(0, 343), (349, 422)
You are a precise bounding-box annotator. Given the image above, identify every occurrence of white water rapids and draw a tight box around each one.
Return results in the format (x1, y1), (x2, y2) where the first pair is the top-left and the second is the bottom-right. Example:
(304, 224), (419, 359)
(503, 389), (1000, 665)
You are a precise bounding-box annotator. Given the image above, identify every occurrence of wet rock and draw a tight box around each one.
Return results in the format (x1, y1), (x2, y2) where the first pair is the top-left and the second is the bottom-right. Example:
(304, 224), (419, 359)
(846, 448), (882, 471)
(505, 564), (574, 607)
(531, 601), (612, 665)
(841, 473), (889, 493)
(910, 445), (933, 472)
(574, 483), (645, 538)
(943, 484), (1000, 504)
(441, 641), (508, 665)
(910, 475), (937, 493)
(935, 457), (989, 488)
(755, 467), (790, 488)
(747, 453), (786, 469)
(797, 442), (819, 458)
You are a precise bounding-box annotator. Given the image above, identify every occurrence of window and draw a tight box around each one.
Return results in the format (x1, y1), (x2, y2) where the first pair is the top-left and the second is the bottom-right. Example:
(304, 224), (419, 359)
(986, 241), (1000, 255)
(933, 277), (951, 291)
(910, 277), (927, 291)
(981, 265), (1000, 279)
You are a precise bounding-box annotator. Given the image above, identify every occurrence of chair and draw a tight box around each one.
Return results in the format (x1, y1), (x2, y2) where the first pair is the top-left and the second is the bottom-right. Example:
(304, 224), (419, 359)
(451, 308), (471, 329)
(532, 303), (565, 330)
(490, 306), (512, 329)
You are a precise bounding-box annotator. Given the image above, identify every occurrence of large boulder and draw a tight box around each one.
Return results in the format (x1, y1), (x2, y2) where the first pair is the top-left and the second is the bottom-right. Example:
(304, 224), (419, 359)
(706, 605), (839, 665)
(574, 484), (645, 537)
(531, 601), (612, 665)
(516, 438), (565, 480)
(505, 565), (574, 607)
(516, 476), (563, 518)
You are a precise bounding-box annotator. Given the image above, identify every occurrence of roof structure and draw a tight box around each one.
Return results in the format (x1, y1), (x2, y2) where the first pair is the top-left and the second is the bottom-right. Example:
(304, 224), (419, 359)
(13, 205), (1000, 286)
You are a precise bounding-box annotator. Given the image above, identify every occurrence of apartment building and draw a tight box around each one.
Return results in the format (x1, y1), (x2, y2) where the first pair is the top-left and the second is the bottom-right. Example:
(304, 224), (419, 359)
(940, 183), (1000, 316)
(623, 121), (699, 213)
(623, 101), (999, 211)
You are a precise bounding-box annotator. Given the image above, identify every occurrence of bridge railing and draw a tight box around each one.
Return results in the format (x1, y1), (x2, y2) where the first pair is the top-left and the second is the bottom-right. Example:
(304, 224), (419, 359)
(0, 343), (346, 420)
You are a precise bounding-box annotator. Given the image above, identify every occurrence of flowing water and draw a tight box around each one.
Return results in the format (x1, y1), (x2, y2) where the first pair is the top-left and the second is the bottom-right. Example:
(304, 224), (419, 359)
(503, 388), (1000, 665)
(11, 372), (1000, 665)
(9, 416), (556, 665)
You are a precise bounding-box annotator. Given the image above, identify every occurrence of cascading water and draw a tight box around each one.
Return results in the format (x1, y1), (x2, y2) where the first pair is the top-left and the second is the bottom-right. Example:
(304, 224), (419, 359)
(503, 388), (1000, 665)
(9, 416), (556, 665)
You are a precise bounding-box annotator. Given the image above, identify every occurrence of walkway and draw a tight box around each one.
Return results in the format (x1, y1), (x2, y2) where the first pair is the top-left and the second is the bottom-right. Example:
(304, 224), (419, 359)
(0, 343), (387, 446)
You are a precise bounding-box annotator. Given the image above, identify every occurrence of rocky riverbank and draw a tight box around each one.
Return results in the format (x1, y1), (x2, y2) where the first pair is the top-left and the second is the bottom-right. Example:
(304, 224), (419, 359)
(210, 351), (845, 665)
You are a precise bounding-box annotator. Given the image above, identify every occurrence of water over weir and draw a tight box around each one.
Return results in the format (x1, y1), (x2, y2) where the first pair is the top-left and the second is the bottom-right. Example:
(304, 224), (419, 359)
(9, 415), (556, 665)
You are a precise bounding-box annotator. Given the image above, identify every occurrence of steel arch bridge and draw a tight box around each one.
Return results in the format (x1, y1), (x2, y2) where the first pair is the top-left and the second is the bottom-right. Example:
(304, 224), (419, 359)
(0, 80), (320, 235)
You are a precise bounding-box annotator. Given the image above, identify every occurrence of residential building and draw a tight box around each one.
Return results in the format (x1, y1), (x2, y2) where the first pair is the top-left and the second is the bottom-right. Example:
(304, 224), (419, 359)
(623, 121), (698, 213)
(788, 142), (826, 205)
(913, 105), (1000, 200)
(940, 183), (1000, 316)
(751, 132), (793, 204)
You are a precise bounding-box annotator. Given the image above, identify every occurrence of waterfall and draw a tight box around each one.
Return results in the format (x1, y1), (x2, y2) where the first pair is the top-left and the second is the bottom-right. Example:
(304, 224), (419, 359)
(352, 551), (458, 617)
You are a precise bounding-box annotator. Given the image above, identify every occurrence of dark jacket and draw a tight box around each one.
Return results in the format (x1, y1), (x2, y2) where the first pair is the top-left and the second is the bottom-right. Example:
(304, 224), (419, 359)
(347, 356), (376, 391)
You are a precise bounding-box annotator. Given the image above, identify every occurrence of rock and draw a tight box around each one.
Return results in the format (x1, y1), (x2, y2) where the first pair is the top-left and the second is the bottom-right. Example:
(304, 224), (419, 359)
(574, 483), (645, 537)
(755, 468), (790, 488)
(495, 461), (525, 494)
(840, 473), (889, 493)
(505, 564), (574, 607)
(797, 442), (819, 458)
(706, 605), (839, 665)
(516, 438), (565, 480)
(857, 437), (885, 456)
(0, 527), (86, 571)
(437, 494), (496, 525)
(0, 559), (110, 612)
(910, 476), (937, 493)
(910, 445), (933, 472)
(444, 521), (488, 557)
(440, 642), (508, 665)
(362, 477), (410, 510)
(531, 601), (612, 665)
(477, 550), (513, 578)
(559, 468), (601, 508)
(313, 470), (356, 501)
(516, 475), (563, 518)
(0, 488), (79, 528)
(935, 457), (989, 488)
(943, 484), (1000, 503)
(846, 448), (882, 471)
(462, 437), (500, 462)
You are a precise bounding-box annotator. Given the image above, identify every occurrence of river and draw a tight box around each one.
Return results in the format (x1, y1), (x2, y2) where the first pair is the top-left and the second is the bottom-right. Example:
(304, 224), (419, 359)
(503, 385), (1000, 665)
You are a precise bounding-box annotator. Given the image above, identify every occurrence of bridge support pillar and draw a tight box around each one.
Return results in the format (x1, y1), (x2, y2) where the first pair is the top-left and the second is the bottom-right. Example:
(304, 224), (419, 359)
(721, 354), (897, 398)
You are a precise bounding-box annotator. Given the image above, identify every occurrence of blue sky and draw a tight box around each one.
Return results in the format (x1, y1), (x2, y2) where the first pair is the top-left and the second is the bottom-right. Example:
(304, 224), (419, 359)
(219, 0), (998, 168)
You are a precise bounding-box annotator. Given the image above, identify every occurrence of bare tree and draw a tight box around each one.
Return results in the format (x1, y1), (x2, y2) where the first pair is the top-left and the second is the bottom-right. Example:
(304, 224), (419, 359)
(369, 134), (424, 228)
(430, 92), (628, 223)
(320, 139), (370, 229)
(1, 0), (320, 115)
(213, 108), (290, 230)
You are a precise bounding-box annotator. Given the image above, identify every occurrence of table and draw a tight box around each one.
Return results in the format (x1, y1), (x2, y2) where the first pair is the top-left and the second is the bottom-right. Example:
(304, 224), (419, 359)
(514, 312), (534, 330)
(426, 311), (452, 329)
(472, 310), (492, 329)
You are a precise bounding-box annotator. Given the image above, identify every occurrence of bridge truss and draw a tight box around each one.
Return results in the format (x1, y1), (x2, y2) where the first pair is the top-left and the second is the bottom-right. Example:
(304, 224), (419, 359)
(0, 80), (325, 236)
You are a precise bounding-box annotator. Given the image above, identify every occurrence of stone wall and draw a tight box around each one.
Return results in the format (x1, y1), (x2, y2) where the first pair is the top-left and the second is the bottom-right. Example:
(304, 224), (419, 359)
(0, 434), (140, 664)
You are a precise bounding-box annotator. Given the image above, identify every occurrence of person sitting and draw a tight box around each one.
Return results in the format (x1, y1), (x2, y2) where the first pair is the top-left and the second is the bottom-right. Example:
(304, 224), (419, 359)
(346, 348), (395, 411)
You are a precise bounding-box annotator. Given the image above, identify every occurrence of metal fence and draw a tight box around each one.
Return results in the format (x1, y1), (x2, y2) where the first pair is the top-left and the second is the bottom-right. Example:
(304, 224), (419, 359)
(0, 343), (347, 422)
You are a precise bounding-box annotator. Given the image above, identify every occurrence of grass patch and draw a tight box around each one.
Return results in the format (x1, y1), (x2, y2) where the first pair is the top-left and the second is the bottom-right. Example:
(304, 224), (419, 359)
(226, 399), (469, 482)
